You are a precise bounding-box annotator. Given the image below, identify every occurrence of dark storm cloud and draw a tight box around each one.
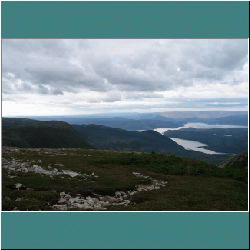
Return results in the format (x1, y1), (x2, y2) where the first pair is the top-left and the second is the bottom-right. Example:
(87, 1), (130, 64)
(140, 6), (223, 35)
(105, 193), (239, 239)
(2, 39), (248, 99)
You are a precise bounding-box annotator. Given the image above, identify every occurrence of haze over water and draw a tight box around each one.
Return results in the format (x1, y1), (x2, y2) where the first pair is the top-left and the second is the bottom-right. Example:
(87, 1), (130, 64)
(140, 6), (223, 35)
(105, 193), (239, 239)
(153, 123), (248, 135)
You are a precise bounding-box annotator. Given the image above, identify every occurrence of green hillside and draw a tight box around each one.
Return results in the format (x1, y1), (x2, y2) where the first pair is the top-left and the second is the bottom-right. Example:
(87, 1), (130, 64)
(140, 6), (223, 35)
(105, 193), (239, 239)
(218, 151), (248, 183)
(2, 118), (247, 211)
(2, 147), (248, 211)
(165, 128), (248, 154)
(2, 118), (93, 149)
(73, 124), (184, 154)
(2, 118), (232, 164)
(73, 124), (231, 164)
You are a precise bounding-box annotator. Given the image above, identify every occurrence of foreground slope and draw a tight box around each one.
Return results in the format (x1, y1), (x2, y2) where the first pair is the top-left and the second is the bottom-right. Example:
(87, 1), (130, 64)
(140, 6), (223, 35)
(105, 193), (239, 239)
(2, 147), (248, 211)
(218, 151), (248, 183)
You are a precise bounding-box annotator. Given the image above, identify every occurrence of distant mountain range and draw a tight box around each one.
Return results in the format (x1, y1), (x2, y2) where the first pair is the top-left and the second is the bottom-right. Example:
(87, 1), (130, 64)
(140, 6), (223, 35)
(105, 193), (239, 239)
(2, 117), (236, 165)
(25, 111), (248, 130)
(27, 115), (182, 130)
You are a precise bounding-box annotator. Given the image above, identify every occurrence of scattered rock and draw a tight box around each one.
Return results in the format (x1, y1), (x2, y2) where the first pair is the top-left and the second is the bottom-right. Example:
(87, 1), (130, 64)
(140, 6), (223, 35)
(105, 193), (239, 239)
(15, 183), (22, 191)
(3, 149), (168, 211)
(8, 175), (16, 178)
(52, 171), (168, 211)
(53, 204), (68, 210)
(62, 170), (79, 178)
(2, 157), (96, 180)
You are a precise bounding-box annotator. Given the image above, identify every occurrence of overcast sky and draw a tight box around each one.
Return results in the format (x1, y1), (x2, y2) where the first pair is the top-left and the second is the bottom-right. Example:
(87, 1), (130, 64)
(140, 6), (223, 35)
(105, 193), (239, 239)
(1, 39), (248, 117)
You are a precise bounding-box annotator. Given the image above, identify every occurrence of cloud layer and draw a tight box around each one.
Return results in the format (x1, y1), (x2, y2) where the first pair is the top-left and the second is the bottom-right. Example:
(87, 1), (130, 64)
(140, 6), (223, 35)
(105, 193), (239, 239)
(2, 39), (248, 116)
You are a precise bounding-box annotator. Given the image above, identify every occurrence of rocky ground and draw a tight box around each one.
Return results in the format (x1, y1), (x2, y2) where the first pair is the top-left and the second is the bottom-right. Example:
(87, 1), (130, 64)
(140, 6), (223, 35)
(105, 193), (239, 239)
(2, 147), (167, 211)
(2, 147), (247, 211)
(52, 172), (167, 211)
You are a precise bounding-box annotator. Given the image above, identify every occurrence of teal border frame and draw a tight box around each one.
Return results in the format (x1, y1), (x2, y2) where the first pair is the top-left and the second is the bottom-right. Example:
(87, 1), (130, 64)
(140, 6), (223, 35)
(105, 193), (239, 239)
(1, 212), (249, 249)
(1, 1), (249, 249)
(1, 1), (249, 38)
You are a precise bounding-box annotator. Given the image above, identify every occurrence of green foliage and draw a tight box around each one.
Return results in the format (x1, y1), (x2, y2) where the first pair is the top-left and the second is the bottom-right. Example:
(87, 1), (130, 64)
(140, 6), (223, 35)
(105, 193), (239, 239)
(2, 147), (248, 211)
(3, 118), (243, 165)
(2, 118), (93, 149)
(94, 151), (223, 177)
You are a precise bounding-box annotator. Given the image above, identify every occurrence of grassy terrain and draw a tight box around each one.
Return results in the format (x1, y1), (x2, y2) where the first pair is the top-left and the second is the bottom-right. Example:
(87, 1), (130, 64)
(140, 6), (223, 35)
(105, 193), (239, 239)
(2, 147), (248, 211)
(2, 118), (93, 148)
(2, 117), (233, 165)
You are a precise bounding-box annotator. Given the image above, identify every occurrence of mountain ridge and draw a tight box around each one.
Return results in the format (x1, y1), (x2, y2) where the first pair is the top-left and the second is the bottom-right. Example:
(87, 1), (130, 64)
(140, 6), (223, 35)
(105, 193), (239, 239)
(1, 117), (239, 164)
(2, 118), (93, 149)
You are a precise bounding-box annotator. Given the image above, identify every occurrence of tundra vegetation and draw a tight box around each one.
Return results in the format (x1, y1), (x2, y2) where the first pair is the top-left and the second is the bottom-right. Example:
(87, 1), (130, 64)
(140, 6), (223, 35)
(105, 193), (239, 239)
(2, 147), (248, 211)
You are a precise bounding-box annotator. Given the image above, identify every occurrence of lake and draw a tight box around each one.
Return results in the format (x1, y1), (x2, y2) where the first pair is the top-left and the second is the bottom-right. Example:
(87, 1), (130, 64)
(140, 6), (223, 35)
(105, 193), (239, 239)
(170, 137), (227, 155)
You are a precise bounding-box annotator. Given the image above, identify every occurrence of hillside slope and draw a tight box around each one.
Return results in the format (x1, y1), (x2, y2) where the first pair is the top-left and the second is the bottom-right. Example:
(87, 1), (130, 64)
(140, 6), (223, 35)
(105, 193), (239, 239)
(2, 118), (93, 149)
(73, 124), (184, 154)
(164, 128), (248, 154)
(2, 147), (248, 211)
(218, 151), (248, 183)
(2, 118), (232, 164)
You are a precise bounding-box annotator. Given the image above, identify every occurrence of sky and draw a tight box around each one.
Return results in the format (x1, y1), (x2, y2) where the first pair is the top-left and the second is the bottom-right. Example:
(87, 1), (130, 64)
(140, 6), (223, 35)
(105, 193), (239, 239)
(1, 39), (248, 117)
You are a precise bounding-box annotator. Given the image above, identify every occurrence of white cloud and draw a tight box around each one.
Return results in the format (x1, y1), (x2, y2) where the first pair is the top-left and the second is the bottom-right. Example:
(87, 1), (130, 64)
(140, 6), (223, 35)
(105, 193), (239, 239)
(2, 39), (248, 116)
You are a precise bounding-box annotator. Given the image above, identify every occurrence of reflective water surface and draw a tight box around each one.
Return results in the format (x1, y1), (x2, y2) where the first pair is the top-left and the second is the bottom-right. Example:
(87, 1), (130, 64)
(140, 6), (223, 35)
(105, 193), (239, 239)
(170, 137), (227, 155)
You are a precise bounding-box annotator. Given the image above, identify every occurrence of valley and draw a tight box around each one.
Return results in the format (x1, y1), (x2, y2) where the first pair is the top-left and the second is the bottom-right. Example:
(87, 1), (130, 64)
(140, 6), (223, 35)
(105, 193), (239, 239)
(1, 112), (248, 211)
(3, 115), (248, 165)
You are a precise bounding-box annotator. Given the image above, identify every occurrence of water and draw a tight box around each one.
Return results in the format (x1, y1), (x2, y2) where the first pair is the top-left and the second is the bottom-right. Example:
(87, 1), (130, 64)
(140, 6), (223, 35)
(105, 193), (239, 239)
(136, 122), (246, 154)
(153, 123), (247, 135)
(170, 137), (226, 155)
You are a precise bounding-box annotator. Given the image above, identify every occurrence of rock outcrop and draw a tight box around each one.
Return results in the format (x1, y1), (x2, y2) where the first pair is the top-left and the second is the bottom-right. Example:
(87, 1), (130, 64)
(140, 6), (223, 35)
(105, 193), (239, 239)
(52, 172), (168, 211)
